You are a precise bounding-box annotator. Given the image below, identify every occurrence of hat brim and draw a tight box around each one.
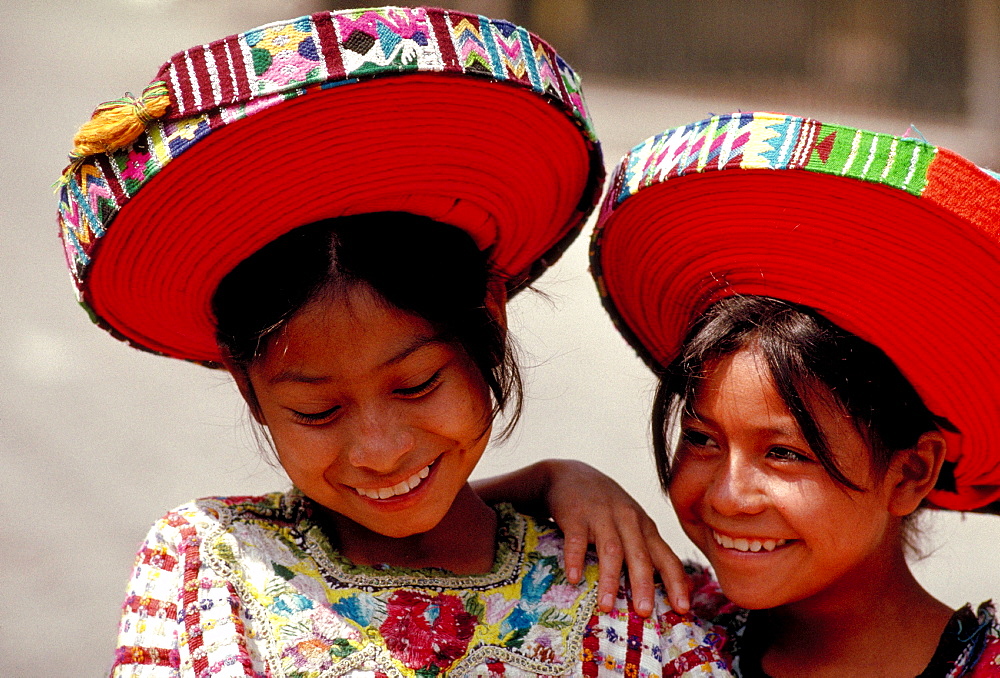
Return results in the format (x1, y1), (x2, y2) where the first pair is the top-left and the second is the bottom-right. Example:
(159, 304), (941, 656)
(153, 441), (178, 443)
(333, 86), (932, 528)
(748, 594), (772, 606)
(593, 168), (1000, 512)
(83, 74), (598, 365)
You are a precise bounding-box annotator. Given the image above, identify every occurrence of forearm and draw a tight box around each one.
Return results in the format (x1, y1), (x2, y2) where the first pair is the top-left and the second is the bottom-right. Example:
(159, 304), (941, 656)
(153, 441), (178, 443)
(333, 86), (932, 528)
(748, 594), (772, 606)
(472, 459), (560, 515)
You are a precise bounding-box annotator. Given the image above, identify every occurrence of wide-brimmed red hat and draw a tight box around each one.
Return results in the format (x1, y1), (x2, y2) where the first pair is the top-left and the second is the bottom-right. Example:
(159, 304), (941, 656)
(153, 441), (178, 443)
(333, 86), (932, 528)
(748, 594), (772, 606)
(591, 112), (1000, 513)
(58, 7), (603, 366)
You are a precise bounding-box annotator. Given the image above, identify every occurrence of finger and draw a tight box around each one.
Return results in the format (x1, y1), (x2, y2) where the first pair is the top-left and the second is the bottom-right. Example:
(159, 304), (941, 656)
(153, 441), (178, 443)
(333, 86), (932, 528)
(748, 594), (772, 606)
(644, 524), (691, 614)
(615, 513), (657, 617)
(624, 551), (656, 617)
(595, 533), (624, 613)
(562, 529), (589, 585)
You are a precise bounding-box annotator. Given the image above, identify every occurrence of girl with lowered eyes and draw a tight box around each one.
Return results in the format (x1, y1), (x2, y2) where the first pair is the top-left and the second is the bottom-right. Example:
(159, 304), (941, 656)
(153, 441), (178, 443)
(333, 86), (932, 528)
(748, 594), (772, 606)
(584, 112), (1000, 676)
(57, 8), (728, 677)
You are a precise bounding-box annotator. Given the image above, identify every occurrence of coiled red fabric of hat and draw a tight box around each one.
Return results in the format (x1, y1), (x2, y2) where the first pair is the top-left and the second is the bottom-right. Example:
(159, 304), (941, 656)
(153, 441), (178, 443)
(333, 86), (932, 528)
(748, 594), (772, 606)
(591, 112), (1000, 512)
(57, 7), (603, 366)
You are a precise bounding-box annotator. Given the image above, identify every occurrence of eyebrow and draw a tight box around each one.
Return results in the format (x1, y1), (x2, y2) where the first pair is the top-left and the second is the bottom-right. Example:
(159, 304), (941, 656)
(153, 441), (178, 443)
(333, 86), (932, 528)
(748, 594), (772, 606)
(685, 410), (802, 437)
(266, 334), (445, 385)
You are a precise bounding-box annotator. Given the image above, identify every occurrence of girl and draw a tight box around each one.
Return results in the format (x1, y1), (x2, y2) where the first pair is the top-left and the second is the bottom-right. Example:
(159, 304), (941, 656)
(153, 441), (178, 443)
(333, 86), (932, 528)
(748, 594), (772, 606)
(588, 112), (1000, 676)
(57, 8), (727, 677)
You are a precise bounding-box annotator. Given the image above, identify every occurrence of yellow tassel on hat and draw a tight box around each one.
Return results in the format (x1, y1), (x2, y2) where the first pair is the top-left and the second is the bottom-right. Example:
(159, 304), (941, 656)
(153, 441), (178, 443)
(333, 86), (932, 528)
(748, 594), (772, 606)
(70, 81), (170, 159)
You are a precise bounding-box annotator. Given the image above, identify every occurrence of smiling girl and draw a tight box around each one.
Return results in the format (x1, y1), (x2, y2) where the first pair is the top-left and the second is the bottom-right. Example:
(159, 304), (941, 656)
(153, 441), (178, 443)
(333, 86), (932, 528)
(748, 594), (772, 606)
(589, 112), (1000, 676)
(57, 8), (728, 677)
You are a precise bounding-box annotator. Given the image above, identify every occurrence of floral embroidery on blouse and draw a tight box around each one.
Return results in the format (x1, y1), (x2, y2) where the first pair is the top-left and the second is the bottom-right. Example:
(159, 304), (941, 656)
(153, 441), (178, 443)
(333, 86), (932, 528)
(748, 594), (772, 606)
(202, 494), (596, 676)
(112, 493), (732, 677)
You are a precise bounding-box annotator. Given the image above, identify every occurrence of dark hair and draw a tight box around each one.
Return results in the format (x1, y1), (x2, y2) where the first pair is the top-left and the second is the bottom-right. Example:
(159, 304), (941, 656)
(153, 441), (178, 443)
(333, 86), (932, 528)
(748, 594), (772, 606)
(652, 295), (955, 493)
(212, 212), (522, 437)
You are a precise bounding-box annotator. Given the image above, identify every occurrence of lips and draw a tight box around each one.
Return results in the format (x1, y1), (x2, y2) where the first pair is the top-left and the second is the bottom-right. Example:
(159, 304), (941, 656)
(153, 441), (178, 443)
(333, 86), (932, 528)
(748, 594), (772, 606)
(352, 463), (432, 500)
(712, 530), (789, 553)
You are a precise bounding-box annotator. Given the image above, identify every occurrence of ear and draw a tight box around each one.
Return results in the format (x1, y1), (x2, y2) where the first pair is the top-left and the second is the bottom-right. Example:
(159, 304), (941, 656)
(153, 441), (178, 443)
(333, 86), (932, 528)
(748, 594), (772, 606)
(887, 431), (948, 516)
(224, 360), (268, 426)
(484, 278), (508, 332)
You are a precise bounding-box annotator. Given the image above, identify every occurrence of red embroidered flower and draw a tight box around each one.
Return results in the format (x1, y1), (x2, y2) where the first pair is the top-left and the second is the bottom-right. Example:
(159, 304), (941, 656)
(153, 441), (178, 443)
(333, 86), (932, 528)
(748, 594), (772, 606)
(122, 149), (151, 181)
(379, 590), (477, 670)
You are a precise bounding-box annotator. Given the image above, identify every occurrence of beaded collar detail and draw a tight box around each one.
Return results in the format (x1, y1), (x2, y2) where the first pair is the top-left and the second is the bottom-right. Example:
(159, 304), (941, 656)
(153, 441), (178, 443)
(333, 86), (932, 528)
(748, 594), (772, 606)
(200, 492), (599, 676)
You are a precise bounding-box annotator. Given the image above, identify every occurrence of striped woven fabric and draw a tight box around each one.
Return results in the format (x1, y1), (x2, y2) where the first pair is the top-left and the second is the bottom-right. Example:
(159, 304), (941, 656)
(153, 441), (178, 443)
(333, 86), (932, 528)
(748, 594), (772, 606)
(58, 6), (596, 291)
(605, 111), (998, 227)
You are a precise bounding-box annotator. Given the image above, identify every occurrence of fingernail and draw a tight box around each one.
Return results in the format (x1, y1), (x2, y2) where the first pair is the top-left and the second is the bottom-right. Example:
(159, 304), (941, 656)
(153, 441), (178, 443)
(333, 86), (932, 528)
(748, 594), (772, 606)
(677, 592), (689, 612)
(601, 593), (614, 609)
(638, 598), (652, 616)
(567, 567), (580, 582)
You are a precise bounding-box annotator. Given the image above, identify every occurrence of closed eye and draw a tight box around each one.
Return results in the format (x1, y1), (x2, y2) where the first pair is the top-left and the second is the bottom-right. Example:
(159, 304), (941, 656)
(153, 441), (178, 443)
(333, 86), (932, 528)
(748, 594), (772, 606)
(291, 405), (340, 424)
(394, 370), (443, 398)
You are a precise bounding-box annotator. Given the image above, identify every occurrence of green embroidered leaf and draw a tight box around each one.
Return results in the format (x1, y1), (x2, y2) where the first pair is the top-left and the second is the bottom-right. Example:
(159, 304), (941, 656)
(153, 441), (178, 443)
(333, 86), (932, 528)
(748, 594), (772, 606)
(273, 562), (296, 580)
(213, 541), (235, 562)
(415, 666), (440, 677)
(538, 607), (572, 628)
(329, 638), (355, 658)
(264, 579), (288, 597)
(279, 620), (313, 639)
(504, 626), (530, 648)
(463, 593), (485, 620)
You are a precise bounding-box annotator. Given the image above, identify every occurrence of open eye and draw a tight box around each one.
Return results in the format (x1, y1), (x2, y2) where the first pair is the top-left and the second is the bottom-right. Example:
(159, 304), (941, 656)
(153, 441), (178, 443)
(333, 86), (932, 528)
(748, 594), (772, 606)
(681, 428), (718, 449)
(767, 446), (811, 463)
(394, 370), (443, 398)
(291, 405), (341, 425)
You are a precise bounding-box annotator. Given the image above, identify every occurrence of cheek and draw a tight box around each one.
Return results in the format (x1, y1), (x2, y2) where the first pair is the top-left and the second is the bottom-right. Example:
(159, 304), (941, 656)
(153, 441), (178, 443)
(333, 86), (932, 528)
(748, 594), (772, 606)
(432, 376), (493, 439)
(667, 461), (709, 519)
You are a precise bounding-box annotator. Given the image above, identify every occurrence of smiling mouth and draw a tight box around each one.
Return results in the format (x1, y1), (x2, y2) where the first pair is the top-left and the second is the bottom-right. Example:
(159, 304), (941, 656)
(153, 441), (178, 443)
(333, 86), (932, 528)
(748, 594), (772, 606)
(712, 530), (789, 553)
(352, 463), (432, 500)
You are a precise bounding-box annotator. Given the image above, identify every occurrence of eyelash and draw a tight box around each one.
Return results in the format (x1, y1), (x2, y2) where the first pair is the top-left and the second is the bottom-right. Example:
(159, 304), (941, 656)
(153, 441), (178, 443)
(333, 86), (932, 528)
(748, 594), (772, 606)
(680, 429), (812, 463)
(681, 429), (716, 448)
(290, 370), (444, 424)
(291, 406), (340, 424)
(394, 370), (443, 398)
(767, 446), (811, 463)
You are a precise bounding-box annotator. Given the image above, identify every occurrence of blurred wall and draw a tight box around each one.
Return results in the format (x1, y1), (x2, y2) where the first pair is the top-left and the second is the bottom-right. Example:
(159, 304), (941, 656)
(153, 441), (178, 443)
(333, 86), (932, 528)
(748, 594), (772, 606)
(2, 1), (998, 675)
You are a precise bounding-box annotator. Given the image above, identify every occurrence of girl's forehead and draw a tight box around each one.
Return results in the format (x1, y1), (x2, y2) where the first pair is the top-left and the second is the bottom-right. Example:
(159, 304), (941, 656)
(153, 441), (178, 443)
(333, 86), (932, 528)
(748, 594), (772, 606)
(256, 291), (444, 380)
(694, 350), (795, 423)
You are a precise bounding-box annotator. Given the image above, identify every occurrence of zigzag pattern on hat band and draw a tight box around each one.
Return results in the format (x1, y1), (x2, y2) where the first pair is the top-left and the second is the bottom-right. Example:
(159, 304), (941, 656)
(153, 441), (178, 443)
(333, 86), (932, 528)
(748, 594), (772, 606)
(615, 112), (939, 207)
(58, 6), (597, 293)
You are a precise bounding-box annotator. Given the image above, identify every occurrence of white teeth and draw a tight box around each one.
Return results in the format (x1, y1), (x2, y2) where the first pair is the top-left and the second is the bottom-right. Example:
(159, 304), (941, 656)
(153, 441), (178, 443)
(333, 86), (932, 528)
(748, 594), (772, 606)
(713, 531), (787, 552)
(354, 464), (432, 500)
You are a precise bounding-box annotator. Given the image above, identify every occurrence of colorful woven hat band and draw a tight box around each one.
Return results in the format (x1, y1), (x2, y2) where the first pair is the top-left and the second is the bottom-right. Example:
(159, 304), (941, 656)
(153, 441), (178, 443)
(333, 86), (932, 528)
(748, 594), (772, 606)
(58, 6), (604, 365)
(591, 112), (1000, 513)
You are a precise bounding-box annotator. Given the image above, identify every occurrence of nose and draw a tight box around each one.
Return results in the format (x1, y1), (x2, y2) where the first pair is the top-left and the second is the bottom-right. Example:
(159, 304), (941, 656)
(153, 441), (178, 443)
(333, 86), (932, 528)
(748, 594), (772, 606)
(705, 453), (768, 516)
(345, 403), (416, 473)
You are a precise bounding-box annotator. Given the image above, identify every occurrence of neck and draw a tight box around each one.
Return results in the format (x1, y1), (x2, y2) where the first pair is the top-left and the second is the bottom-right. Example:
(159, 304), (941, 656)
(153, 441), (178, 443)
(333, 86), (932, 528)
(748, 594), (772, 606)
(321, 484), (499, 575)
(758, 550), (953, 677)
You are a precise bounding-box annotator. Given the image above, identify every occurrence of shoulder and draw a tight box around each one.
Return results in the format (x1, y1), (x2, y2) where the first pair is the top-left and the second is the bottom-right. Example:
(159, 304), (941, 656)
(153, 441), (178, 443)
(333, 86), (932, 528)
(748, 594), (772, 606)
(955, 600), (1000, 676)
(580, 584), (731, 676)
(686, 560), (743, 623)
(137, 491), (297, 554)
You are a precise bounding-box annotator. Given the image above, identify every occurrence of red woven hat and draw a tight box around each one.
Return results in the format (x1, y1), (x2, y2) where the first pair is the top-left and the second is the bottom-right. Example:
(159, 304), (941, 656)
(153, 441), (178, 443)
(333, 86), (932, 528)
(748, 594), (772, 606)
(591, 112), (1000, 513)
(57, 7), (603, 366)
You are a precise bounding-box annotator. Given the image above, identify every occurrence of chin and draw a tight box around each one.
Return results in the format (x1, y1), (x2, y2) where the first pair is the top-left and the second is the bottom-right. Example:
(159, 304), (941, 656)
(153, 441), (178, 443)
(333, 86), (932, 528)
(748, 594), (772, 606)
(712, 575), (783, 611)
(362, 513), (443, 539)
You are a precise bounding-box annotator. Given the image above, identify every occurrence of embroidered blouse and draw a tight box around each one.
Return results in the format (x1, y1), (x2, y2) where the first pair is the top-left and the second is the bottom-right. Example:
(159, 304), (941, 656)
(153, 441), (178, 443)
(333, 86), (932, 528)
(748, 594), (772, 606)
(111, 492), (732, 677)
(687, 565), (1000, 677)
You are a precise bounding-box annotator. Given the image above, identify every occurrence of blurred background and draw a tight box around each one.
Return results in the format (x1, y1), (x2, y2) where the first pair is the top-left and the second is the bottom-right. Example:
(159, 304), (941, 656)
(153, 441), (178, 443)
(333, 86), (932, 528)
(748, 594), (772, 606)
(2, 0), (998, 674)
